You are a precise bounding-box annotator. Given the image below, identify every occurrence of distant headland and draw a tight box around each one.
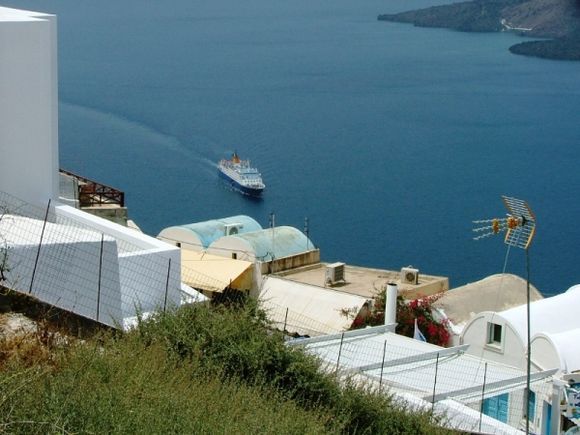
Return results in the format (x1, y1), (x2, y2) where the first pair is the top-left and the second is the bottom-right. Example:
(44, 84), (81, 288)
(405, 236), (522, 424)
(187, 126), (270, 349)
(378, 0), (580, 61)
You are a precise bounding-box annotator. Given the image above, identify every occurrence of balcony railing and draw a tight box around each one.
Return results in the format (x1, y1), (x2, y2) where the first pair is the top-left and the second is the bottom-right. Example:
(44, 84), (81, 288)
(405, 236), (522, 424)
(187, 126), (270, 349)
(59, 169), (125, 208)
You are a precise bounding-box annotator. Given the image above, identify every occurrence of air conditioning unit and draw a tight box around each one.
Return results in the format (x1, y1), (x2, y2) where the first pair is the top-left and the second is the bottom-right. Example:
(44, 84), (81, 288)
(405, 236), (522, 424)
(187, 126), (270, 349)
(224, 223), (243, 236)
(400, 266), (419, 285)
(325, 262), (345, 286)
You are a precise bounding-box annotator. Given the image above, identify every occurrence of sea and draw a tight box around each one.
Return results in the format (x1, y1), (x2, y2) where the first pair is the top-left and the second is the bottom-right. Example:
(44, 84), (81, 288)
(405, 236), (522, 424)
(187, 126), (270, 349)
(5, 0), (580, 296)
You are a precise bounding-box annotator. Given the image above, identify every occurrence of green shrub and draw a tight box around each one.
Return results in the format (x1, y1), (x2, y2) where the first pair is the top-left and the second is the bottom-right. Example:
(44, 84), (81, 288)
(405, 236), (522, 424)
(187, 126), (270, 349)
(0, 335), (336, 433)
(0, 302), (451, 434)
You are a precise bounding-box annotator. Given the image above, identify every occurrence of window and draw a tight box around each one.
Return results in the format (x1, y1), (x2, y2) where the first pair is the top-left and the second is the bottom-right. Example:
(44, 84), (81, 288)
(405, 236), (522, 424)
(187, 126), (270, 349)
(525, 389), (536, 421)
(483, 393), (509, 423)
(231, 253), (237, 259)
(487, 322), (503, 346)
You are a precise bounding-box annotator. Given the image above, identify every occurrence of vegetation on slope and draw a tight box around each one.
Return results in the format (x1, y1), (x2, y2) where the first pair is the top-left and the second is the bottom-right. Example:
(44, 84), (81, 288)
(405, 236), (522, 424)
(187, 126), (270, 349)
(0, 300), (451, 434)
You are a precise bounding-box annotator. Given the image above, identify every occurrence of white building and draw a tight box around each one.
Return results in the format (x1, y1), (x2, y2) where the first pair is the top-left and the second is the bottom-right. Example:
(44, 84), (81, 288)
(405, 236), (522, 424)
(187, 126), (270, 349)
(207, 226), (316, 263)
(0, 7), (58, 206)
(461, 285), (580, 370)
(432, 274), (543, 346)
(0, 6), (189, 328)
(290, 325), (556, 434)
(461, 284), (580, 433)
(207, 226), (319, 293)
(157, 215), (262, 251)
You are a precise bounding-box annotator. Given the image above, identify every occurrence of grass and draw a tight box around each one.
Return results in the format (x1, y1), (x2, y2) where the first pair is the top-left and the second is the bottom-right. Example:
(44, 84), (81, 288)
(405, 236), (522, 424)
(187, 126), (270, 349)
(0, 300), (452, 434)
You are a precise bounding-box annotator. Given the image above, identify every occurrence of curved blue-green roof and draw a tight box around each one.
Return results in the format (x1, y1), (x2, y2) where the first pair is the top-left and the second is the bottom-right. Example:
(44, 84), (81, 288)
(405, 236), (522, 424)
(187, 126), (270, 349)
(232, 226), (314, 261)
(178, 215), (262, 248)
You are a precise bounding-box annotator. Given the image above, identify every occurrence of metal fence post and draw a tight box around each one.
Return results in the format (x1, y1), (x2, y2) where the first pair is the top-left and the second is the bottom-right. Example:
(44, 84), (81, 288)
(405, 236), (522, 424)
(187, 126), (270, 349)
(96, 233), (104, 322)
(163, 258), (171, 313)
(431, 352), (440, 412)
(335, 332), (345, 373)
(479, 362), (488, 433)
(379, 339), (387, 393)
(283, 307), (289, 332)
(29, 199), (51, 294)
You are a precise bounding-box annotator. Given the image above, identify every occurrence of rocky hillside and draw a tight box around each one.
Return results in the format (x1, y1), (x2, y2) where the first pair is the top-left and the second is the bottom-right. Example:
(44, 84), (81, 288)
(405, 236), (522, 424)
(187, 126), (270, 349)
(379, 0), (525, 32)
(504, 0), (580, 37)
(378, 0), (580, 60)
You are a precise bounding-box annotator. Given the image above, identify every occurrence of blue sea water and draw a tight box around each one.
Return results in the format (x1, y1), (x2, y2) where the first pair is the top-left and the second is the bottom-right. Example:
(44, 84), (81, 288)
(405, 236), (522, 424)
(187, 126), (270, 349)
(5, 0), (580, 295)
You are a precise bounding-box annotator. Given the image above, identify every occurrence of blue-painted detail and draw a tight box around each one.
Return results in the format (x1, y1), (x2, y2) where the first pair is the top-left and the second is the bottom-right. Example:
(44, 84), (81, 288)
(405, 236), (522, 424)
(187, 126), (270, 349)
(483, 393), (509, 424)
(544, 402), (552, 434)
(170, 215), (262, 248)
(528, 390), (536, 421)
(214, 226), (314, 261)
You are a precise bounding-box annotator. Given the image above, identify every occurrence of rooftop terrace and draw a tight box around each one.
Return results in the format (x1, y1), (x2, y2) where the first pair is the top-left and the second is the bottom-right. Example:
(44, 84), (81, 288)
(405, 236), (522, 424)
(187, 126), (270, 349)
(275, 262), (449, 299)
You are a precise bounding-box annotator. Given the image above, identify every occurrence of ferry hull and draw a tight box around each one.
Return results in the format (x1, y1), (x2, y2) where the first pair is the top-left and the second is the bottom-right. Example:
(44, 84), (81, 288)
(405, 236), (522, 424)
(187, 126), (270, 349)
(218, 169), (264, 196)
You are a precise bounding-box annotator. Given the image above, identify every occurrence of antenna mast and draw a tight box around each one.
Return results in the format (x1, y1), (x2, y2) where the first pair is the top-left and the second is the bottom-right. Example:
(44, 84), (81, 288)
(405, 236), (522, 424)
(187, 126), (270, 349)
(304, 217), (309, 250)
(473, 196), (536, 435)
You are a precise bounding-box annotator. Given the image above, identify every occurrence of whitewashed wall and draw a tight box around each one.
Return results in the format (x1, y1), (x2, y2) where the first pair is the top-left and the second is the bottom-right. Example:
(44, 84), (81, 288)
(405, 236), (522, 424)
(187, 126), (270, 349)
(460, 312), (526, 369)
(57, 205), (182, 320)
(118, 249), (181, 318)
(0, 8), (59, 206)
(207, 237), (255, 261)
(1, 214), (124, 327)
(157, 227), (204, 251)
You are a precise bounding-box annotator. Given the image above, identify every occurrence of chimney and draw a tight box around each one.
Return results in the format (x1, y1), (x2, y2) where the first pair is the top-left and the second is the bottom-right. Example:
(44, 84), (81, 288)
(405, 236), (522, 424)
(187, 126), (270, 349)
(385, 282), (398, 326)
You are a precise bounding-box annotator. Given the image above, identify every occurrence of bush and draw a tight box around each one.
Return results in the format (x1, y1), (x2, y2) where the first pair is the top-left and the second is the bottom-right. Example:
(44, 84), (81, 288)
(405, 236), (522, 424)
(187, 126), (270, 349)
(0, 339), (336, 434)
(352, 293), (450, 347)
(135, 301), (341, 407)
(0, 302), (451, 434)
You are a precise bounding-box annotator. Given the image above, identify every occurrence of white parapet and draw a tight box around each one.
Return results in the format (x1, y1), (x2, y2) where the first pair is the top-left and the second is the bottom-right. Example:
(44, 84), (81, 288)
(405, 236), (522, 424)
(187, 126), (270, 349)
(0, 195), (182, 328)
(0, 7), (59, 207)
(0, 213), (124, 326)
(55, 205), (182, 322)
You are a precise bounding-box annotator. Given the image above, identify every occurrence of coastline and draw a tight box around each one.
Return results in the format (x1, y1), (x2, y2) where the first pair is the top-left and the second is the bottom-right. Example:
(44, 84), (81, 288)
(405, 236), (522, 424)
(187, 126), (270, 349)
(378, 0), (580, 61)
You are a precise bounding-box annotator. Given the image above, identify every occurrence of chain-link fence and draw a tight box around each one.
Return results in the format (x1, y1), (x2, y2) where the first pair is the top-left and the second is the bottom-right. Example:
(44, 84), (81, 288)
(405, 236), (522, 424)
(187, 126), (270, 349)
(288, 325), (557, 434)
(260, 301), (344, 337)
(0, 191), (213, 328)
(0, 190), (561, 434)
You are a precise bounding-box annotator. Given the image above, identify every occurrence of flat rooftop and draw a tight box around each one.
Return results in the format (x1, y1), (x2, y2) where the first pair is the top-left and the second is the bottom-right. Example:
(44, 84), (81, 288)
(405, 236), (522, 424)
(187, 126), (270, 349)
(275, 263), (449, 299)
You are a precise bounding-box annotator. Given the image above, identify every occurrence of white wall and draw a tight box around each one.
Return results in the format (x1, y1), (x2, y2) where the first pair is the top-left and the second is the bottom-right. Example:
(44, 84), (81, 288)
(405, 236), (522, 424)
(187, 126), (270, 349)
(461, 313), (526, 369)
(56, 205), (179, 253)
(2, 207), (183, 328)
(531, 336), (562, 372)
(0, 8), (59, 206)
(2, 215), (124, 327)
(118, 249), (181, 318)
(57, 205), (182, 320)
(157, 227), (204, 251)
(207, 237), (255, 261)
(2, 206), (182, 328)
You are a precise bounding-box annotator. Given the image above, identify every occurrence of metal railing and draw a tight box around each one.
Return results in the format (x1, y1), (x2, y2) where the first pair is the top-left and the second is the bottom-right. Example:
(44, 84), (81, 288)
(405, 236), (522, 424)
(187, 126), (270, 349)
(60, 169), (125, 207)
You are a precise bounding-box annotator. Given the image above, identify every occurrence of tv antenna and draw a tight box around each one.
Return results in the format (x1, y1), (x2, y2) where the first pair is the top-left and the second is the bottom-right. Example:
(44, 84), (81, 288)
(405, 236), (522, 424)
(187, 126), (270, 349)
(473, 196), (536, 435)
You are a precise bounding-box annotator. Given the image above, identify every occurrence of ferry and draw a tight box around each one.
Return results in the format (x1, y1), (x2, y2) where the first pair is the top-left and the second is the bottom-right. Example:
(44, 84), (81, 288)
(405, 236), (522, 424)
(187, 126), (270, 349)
(218, 152), (265, 196)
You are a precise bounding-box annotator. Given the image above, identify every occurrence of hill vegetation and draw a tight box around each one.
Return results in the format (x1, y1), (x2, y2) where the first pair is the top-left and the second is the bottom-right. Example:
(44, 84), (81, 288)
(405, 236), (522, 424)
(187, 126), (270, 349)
(0, 297), (451, 434)
(378, 0), (580, 61)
